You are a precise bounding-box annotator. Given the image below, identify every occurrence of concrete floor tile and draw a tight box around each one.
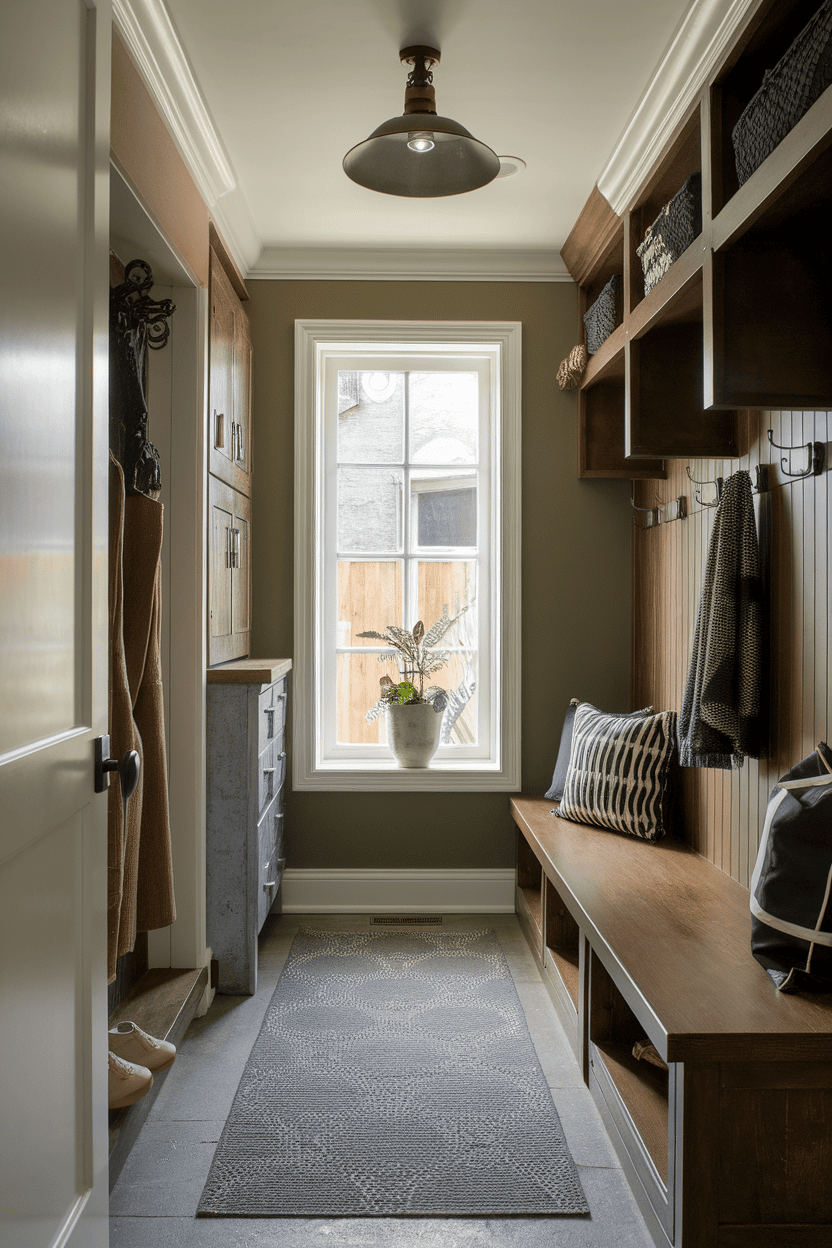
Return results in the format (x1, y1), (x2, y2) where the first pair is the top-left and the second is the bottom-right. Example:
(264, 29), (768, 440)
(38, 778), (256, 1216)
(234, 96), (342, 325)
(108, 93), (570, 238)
(144, 1051), (244, 1123)
(109, 1217), (197, 1248)
(550, 1087), (620, 1170)
(513, 984), (583, 1088)
(110, 1137), (217, 1216)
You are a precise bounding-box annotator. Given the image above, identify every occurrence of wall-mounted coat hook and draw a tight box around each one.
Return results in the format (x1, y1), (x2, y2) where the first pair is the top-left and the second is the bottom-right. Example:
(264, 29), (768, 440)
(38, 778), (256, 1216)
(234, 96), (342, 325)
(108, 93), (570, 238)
(752, 464), (770, 494)
(686, 467), (724, 508)
(630, 483), (659, 529)
(767, 430), (826, 478)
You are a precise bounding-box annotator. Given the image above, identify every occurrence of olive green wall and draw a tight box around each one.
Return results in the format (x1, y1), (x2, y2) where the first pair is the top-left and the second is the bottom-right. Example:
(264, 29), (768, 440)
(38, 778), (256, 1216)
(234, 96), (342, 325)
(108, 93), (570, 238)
(247, 280), (632, 870)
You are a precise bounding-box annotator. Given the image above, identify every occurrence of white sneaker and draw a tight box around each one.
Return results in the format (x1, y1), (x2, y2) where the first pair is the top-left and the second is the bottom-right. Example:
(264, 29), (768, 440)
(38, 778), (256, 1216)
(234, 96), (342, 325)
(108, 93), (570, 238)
(108, 1021), (177, 1072)
(108, 1051), (153, 1109)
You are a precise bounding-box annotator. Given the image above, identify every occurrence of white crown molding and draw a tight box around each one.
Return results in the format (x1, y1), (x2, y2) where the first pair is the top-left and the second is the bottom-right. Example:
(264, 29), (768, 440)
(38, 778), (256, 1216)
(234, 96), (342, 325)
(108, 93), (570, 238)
(598, 0), (761, 214)
(112, 0), (262, 274)
(252, 247), (572, 282)
(281, 869), (516, 913)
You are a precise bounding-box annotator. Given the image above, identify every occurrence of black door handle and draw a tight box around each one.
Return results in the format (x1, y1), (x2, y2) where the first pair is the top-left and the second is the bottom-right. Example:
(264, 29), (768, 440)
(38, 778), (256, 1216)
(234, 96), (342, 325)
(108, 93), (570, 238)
(94, 735), (140, 800)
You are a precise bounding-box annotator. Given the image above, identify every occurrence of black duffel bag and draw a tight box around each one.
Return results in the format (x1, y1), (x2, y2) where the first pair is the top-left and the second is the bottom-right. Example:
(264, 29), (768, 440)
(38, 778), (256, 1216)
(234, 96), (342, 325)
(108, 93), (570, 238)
(750, 742), (832, 992)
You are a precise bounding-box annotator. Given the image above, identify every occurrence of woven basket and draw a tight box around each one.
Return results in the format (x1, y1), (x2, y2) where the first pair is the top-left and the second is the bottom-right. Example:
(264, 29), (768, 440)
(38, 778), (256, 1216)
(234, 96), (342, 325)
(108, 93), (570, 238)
(557, 344), (587, 391)
(636, 173), (702, 296)
(732, 0), (832, 186)
(582, 274), (621, 355)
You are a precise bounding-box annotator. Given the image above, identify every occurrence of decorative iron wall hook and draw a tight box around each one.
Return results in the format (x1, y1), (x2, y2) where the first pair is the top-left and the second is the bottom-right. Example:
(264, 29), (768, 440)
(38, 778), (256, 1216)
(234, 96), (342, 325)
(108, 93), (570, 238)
(767, 429), (826, 479)
(110, 259), (176, 497)
(686, 466), (724, 508)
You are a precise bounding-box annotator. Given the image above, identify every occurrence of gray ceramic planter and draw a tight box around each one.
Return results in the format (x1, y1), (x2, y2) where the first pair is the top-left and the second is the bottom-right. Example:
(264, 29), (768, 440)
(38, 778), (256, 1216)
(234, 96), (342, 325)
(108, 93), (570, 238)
(387, 702), (443, 768)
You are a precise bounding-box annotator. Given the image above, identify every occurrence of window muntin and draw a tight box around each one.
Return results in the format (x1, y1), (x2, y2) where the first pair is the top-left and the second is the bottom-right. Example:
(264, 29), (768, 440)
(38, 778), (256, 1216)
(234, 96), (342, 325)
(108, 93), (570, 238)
(322, 353), (492, 763)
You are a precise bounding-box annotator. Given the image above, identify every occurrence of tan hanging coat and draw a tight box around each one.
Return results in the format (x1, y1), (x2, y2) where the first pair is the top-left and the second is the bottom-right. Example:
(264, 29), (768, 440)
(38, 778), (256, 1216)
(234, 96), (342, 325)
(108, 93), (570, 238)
(108, 454), (144, 983)
(107, 454), (176, 983)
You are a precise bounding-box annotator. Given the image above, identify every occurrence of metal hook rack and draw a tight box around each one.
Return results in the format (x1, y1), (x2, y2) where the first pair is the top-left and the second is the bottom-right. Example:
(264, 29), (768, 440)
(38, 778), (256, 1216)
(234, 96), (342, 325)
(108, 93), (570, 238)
(685, 465), (769, 507)
(767, 430), (826, 479)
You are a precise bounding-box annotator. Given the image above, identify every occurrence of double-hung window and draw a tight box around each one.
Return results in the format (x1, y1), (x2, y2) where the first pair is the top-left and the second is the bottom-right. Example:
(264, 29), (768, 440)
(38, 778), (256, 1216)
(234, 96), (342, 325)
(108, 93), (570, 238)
(294, 321), (521, 790)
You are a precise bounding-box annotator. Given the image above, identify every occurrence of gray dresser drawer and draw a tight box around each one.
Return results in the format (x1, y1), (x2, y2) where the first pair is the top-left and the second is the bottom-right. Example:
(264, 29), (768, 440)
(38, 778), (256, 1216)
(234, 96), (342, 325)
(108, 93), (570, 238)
(258, 680), (287, 753)
(257, 798), (286, 932)
(257, 735), (287, 815)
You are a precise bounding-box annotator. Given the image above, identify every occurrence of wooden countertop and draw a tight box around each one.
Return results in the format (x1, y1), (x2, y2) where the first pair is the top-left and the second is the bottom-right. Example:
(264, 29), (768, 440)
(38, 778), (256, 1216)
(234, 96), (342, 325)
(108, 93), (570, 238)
(511, 796), (832, 1063)
(207, 658), (292, 684)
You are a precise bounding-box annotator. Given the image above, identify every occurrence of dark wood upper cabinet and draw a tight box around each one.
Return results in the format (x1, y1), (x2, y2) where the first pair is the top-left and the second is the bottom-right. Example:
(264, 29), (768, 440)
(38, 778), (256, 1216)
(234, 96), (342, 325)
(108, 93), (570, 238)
(563, 0), (832, 472)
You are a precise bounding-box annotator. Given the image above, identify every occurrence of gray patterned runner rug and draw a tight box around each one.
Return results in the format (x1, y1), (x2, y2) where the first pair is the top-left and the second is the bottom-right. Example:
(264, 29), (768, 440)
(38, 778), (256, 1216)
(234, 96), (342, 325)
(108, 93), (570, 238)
(197, 928), (588, 1217)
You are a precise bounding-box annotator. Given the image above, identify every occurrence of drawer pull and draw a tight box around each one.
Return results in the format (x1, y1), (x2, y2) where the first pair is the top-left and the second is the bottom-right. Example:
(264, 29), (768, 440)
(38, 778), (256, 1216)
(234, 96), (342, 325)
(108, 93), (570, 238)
(263, 766), (275, 800)
(277, 751), (287, 761)
(263, 879), (276, 889)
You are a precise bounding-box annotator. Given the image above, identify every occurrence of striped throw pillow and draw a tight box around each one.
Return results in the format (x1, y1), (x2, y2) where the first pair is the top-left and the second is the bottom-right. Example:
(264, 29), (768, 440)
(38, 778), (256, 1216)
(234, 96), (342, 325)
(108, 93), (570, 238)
(558, 703), (678, 842)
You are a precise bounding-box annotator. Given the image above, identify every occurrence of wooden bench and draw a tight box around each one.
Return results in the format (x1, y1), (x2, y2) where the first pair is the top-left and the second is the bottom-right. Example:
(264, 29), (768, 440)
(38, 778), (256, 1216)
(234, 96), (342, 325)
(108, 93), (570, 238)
(511, 796), (832, 1248)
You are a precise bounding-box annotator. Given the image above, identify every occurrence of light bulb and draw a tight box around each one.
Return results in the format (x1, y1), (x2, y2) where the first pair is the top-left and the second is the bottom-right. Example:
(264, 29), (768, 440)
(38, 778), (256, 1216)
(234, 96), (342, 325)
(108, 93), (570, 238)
(407, 132), (435, 153)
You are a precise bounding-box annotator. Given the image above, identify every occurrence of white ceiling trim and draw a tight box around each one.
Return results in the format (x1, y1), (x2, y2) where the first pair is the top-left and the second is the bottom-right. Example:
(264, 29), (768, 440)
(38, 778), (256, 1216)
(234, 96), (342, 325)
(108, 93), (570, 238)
(113, 0), (238, 203)
(597, 0), (760, 213)
(251, 247), (572, 282)
(113, 0), (263, 274)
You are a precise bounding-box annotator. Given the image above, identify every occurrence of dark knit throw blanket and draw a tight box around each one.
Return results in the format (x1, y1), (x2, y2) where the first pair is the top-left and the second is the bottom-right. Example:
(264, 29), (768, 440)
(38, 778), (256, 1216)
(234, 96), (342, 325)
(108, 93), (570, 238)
(678, 469), (765, 769)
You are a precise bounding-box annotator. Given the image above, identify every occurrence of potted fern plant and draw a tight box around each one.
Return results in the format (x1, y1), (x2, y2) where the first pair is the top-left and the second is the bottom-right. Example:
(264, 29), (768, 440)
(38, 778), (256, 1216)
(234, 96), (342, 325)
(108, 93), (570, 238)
(359, 606), (468, 768)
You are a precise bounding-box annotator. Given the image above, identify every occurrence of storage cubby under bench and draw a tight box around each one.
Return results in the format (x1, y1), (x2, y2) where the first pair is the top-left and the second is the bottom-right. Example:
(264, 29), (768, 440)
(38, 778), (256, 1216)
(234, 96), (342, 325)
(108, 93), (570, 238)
(511, 795), (832, 1248)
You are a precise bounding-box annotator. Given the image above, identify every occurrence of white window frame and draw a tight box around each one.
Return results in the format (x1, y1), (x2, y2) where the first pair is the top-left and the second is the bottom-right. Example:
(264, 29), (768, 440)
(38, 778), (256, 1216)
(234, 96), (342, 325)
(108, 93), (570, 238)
(294, 320), (521, 791)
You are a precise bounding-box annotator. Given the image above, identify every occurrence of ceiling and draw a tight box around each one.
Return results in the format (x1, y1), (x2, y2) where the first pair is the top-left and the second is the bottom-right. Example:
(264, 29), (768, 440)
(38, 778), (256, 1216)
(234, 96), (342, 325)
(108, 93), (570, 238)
(142, 0), (720, 278)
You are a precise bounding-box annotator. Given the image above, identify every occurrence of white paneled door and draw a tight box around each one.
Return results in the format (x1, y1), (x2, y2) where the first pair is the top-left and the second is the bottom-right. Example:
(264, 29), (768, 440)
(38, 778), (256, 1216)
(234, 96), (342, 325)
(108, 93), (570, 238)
(0, 1), (112, 1246)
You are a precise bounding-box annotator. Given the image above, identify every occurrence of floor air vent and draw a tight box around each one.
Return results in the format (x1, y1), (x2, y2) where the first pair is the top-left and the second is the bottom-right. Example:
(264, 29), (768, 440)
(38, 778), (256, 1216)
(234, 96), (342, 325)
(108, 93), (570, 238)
(370, 916), (442, 926)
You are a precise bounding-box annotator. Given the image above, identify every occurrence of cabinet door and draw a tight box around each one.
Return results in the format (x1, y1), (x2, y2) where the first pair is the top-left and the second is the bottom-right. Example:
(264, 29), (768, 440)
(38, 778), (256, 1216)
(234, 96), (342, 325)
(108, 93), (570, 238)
(232, 306), (253, 487)
(232, 505), (250, 639)
(209, 249), (235, 484)
(208, 476), (251, 664)
(208, 248), (252, 497)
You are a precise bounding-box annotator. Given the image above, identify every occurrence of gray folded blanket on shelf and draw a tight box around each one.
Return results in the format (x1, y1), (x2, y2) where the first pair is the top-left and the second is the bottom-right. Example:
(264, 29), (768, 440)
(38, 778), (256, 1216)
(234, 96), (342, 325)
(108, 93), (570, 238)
(678, 468), (765, 769)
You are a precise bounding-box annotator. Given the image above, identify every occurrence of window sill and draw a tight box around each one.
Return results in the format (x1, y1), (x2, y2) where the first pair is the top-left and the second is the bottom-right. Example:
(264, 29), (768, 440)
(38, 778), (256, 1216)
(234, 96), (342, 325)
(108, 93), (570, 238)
(293, 760), (520, 792)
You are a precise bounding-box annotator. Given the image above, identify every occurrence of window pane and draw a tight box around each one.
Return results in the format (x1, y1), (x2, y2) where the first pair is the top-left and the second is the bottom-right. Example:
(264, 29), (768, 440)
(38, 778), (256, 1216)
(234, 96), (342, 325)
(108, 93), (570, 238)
(438, 652), (478, 746)
(411, 469), (477, 547)
(416, 560), (477, 647)
(337, 561), (403, 646)
(336, 652), (399, 745)
(337, 370), (404, 464)
(409, 372), (478, 464)
(338, 467), (402, 552)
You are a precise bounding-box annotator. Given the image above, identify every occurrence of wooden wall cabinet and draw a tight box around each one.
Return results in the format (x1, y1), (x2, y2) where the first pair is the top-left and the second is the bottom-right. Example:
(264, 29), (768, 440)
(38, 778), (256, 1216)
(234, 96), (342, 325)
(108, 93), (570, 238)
(209, 246), (252, 498)
(565, 0), (832, 473)
(209, 474), (250, 665)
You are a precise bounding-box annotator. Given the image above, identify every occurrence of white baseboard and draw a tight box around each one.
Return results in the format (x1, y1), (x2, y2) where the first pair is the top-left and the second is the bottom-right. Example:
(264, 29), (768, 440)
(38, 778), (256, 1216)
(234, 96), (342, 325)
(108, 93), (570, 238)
(281, 868), (515, 914)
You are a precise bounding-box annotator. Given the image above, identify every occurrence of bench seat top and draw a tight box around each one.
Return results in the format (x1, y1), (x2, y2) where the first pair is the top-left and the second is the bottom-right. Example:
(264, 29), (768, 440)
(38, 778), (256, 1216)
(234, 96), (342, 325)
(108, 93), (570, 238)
(511, 796), (832, 1062)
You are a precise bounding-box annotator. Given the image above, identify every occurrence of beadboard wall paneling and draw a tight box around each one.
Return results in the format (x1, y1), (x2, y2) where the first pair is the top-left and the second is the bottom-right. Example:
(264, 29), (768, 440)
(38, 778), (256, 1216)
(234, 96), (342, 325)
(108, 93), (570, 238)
(632, 409), (830, 887)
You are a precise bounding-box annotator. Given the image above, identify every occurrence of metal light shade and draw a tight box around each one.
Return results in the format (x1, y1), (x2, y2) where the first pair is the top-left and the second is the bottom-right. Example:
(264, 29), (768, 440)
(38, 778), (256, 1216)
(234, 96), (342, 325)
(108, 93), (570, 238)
(343, 114), (500, 197)
(342, 46), (500, 197)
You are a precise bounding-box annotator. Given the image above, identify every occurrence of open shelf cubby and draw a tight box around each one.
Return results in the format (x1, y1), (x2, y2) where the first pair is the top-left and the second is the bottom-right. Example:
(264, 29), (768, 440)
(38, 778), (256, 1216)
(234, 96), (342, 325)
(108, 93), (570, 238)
(515, 828), (543, 956)
(627, 269), (738, 459)
(707, 155), (832, 410)
(588, 949), (670, 1190)
(543, 875), (580, 1011)
(627, 105), (702, 318)
(711, 0), (829, 217)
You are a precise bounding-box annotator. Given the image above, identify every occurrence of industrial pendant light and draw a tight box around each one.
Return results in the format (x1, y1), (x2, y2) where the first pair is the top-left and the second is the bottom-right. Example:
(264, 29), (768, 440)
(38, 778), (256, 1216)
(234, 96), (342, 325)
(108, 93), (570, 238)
(342, 46), (500, 197)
